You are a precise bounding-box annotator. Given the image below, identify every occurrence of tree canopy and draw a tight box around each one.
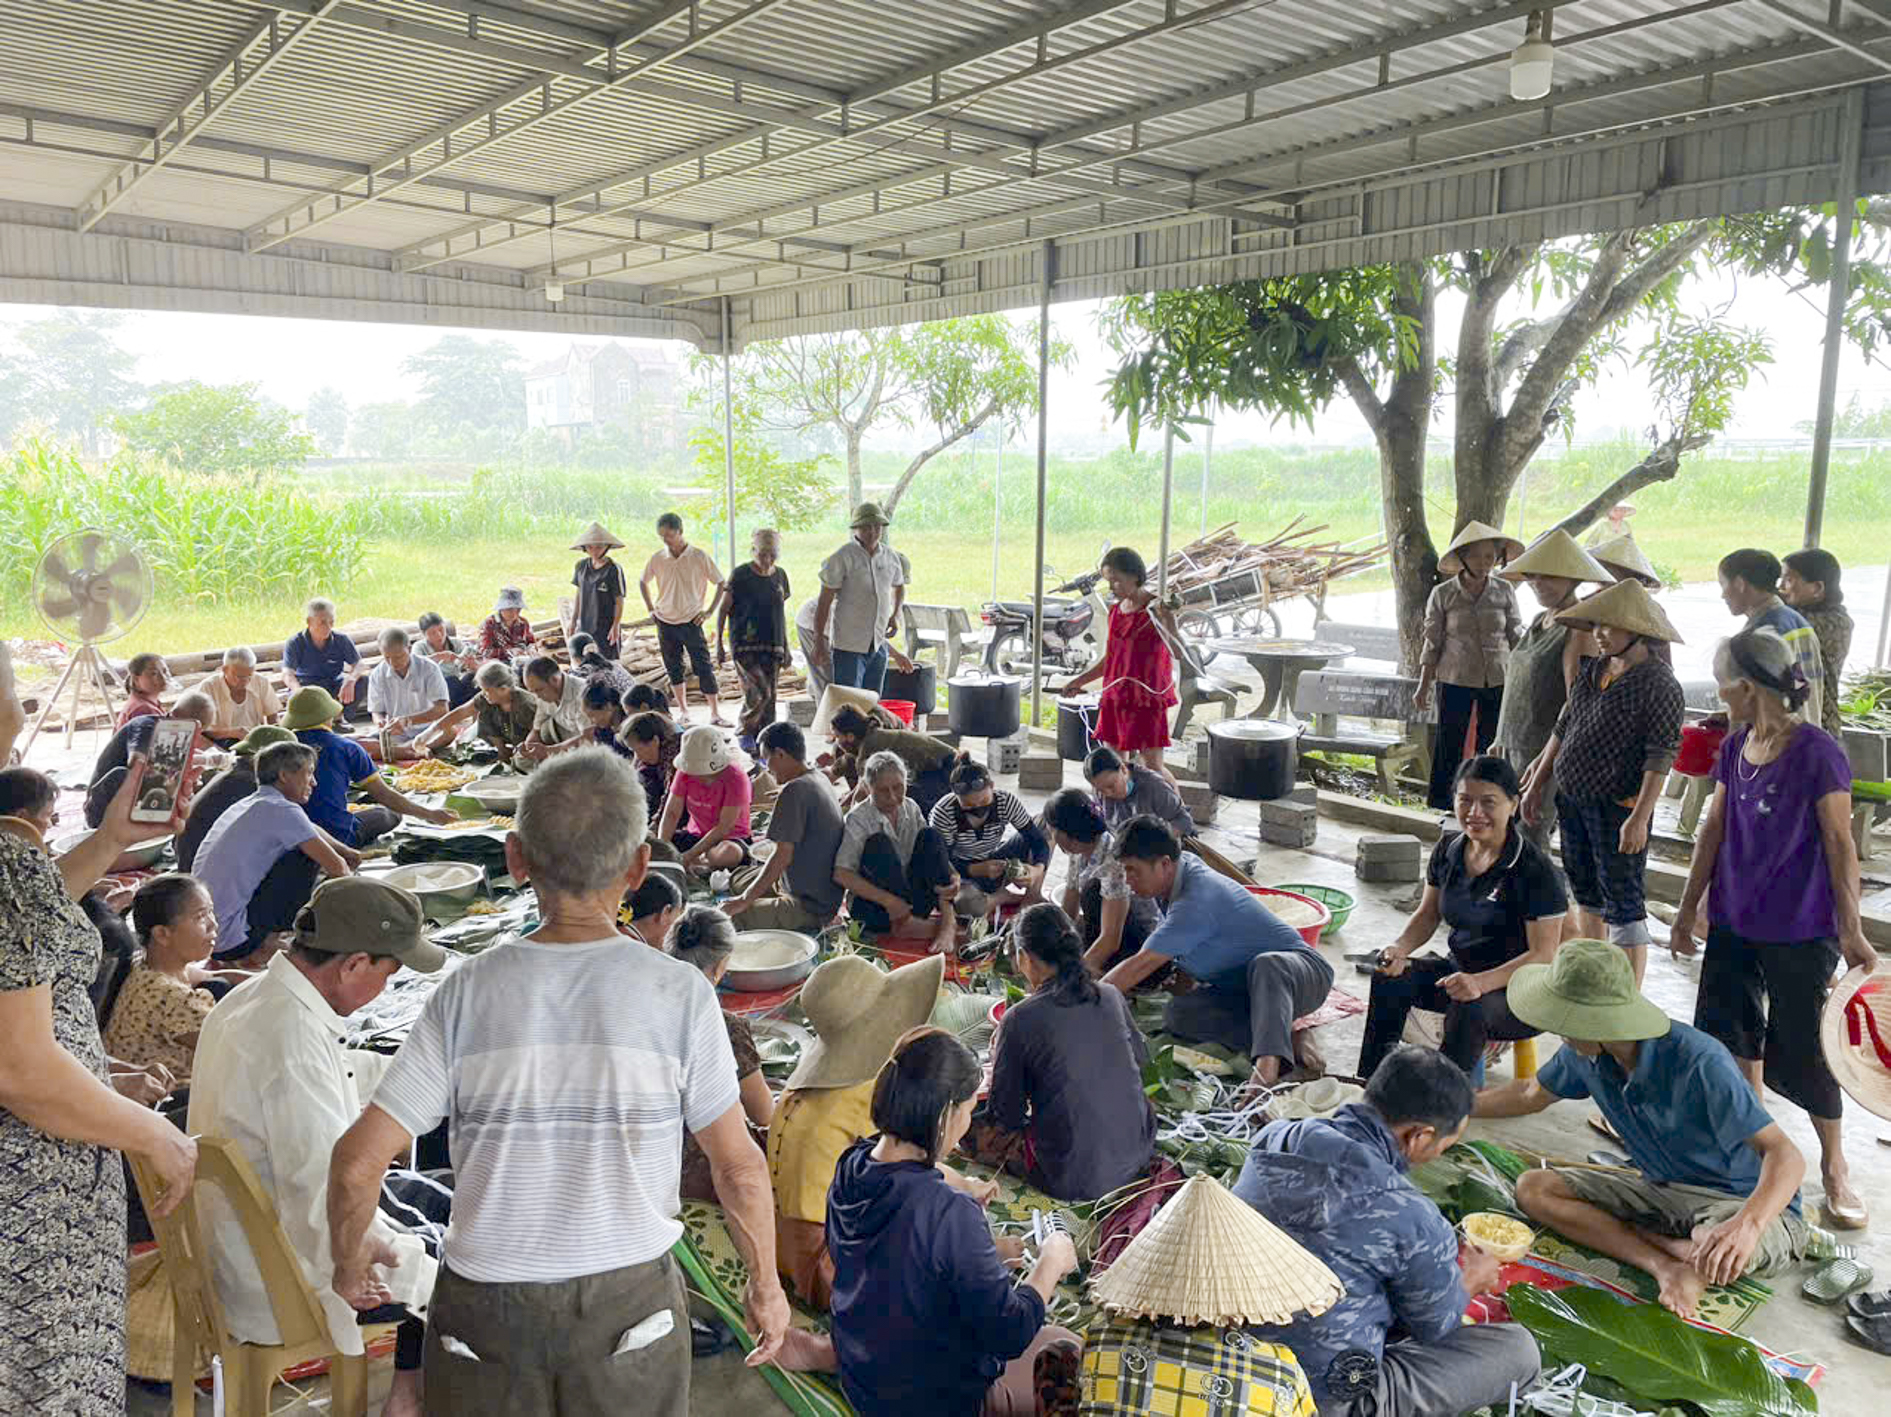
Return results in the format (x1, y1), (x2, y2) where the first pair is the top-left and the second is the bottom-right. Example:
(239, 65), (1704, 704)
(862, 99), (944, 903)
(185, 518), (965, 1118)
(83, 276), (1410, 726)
(305, 386), (349, 455)
(112, 380), (315, 479)
(402, 336), (525, 451)
(1, 311), (141, 453)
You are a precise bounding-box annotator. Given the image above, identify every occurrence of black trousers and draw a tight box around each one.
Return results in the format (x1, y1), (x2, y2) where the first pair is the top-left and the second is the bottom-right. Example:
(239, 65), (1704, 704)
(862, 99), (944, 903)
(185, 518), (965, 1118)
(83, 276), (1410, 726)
(1428, 683), (1505, 810)
(657, 619), (719, 695)
(1358, 955), (1538, 1078)
(850, 826), (955, 934)
(1696, 927), (1844, 1119)
(217, 849), (322, 960)
(1078, 877), (1154, 976)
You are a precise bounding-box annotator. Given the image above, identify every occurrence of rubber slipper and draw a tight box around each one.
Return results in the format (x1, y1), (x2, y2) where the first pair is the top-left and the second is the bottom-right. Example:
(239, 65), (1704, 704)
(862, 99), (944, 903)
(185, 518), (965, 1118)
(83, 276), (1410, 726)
(1846, 1314), (1891, 1356)
(1847, 1289), (1891, 1320)
(1588, 1115), (1622, 1144)
(1824, 1189), (1870, 1231)
(1587, 1149), (1632, 1168)
(1806, 1226), (1860, 1263)
(1803, 1257), (1873, 1304)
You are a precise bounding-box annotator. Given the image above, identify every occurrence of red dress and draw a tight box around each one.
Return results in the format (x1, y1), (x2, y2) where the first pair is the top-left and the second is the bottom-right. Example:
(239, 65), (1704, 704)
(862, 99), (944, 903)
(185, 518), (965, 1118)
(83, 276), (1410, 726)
(1094, 601), (1177, 751)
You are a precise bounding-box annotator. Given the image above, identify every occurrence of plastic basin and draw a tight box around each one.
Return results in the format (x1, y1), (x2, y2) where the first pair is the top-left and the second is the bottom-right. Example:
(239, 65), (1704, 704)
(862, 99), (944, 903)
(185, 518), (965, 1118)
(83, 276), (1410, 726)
(1245, 885), (1331, 947)
(1269, 882), (1355, 937)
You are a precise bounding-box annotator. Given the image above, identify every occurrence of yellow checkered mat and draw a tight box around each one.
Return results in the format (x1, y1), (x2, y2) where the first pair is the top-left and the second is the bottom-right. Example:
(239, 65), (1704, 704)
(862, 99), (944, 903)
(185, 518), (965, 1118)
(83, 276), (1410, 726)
(1080, 1316), (1315, 1416)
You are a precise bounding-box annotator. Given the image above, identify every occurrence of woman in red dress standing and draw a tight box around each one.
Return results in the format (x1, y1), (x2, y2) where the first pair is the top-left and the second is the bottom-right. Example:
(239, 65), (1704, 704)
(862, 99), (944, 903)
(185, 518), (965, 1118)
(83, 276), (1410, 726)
(1055, 547), (1180, 782)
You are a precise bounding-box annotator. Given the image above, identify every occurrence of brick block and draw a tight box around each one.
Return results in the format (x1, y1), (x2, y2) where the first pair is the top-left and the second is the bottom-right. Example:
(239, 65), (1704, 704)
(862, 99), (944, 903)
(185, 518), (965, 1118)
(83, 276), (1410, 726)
(1261, 814), (1318, 849)
(1355, 832), (1423, 882)
(1259, 800), (1317, 828)
(786, 697), (818, 726)
(1017, 753), (1065, 791)
(1286, 783), (1318, 806)
(927, 711), (957, 736)
(984, 734), (1025, 774)
(1177, 783), (1220, 824)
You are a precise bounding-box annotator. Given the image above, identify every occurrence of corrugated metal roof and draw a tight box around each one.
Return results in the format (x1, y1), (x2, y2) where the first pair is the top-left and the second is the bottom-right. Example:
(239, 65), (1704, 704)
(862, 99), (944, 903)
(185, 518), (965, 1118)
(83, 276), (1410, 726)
(0, 0), (1887, 344)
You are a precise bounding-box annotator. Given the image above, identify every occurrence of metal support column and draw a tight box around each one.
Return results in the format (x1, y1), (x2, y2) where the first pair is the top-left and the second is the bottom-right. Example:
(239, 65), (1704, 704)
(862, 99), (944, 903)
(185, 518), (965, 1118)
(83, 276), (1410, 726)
(1157, 423), (1176, 603)
(1030, 240), (1055, 729)
(1806, 88), (1864, 547)
(722, 297), (737, 560)
(1200, 419), (1213, 537)
(991, 429), (1004, 602)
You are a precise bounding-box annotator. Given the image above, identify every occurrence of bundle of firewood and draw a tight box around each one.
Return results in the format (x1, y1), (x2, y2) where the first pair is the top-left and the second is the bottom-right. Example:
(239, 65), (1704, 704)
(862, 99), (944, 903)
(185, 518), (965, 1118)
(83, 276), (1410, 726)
(1162, 518), (1386, 597)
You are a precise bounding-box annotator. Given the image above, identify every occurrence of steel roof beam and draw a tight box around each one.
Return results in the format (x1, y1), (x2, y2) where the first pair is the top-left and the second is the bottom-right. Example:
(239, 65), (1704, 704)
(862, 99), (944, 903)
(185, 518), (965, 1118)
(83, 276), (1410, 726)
(243, 0), (794, 253)
(1750, 0), (1891, 71)
(76, 2), (340, 231)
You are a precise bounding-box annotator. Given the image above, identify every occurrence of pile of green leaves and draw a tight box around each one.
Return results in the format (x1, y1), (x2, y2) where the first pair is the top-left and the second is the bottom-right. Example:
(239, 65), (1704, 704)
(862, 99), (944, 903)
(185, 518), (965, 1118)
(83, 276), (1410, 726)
(1840, 670), (1891, 734)
(1410, 1141), (1529, 1223)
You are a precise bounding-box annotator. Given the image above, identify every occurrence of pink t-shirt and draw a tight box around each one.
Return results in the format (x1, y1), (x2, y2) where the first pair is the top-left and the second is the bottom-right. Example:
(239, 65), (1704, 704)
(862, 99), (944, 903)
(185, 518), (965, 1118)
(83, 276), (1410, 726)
(675, 763), (753, 841)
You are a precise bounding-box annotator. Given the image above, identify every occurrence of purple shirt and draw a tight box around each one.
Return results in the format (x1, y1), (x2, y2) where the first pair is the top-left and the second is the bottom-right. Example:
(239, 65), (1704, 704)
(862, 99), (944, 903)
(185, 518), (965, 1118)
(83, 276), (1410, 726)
(195, 786), (319, 955)
(1710, 725), (1852, 943)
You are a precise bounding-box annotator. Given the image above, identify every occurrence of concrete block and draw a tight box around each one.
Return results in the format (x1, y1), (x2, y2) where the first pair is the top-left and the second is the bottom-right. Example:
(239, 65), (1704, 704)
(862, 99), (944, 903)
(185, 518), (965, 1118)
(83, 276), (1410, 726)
(1355, 832), (1423, 883)
(786, 697), (818, 727)
(1286, 783), (1318, 806)
(1261, 814), (1318, 849)
(984, 734), (1025, 775)
(1017, 753), (1065, 791)
(927, 711), (957, 736)
(1259, 799), (1317, 828)
(1166, 752), (1209, 785)
(1177, 782), (1219, 825)
(1357, 832), (1423, 860)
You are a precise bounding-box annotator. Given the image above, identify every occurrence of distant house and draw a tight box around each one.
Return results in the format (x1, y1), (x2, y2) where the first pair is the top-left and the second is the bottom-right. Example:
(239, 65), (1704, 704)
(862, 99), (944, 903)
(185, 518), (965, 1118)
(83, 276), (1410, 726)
(523, 342), (682, 449)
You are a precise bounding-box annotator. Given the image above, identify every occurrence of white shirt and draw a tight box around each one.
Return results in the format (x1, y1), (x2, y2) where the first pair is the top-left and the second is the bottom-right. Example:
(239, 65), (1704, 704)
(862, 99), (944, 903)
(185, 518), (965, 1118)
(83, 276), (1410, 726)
(817, 537), (906, 655)
(373, 934), (739, 1283)
(196, 670), (282, 731)
(532, 669), (590, 740)
(641, 544), (724, 624)
(187, 954), (436, 1355)
(367, 655), (450, 742)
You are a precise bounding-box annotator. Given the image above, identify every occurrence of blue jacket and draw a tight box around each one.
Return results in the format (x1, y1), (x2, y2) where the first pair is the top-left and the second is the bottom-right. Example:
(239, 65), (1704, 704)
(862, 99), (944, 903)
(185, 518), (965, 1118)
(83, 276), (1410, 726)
(826, 1140), (1046, 1415)
(1232, 1103), (1467, 1408)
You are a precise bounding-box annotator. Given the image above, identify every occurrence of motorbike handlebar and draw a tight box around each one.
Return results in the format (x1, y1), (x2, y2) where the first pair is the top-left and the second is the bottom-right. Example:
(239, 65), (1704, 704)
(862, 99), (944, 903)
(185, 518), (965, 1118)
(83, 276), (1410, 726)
(1051, 570), (1103, 594)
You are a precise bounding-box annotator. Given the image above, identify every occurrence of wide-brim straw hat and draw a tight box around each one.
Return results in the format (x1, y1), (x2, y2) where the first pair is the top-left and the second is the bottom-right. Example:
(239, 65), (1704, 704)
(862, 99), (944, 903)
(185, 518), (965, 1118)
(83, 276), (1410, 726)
(1501, 528), (1614, 586)
(1438, 520), (1526, 575)
(850, 501), (891, 528)
(1822, 967), (1891, 1122)
(811, 681), (881, 738)
(234, 724), (296, 758)
(786, 954), (945, 1090)
(1507, 938), (1671, 1042)
(1588, 533), (1661, 588)
(571, 520), (625, 551)
(1088, 1174), (1345, 1327)
(1266, 1077), (1365, 1122)
(677, 724), (733, 778)
(282, 686), (345, 731)
(1552, 578), (1683, 644)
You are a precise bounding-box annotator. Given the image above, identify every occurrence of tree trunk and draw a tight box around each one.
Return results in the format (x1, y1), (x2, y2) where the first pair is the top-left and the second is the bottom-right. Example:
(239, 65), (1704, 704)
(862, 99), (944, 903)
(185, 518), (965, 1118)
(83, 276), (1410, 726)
(882, 399), (998, 518)
(1378, 409), (1436, 677)
(1549, 430), (1711, 542)
(846, 432), (864, 510)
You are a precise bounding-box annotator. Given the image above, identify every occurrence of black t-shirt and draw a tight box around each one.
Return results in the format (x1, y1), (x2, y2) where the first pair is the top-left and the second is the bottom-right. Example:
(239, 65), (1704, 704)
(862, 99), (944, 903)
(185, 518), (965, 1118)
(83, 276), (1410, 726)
(726, 563), (791, 652)
(1426, 828), (1567, 974)
(572, 557), (628, 638)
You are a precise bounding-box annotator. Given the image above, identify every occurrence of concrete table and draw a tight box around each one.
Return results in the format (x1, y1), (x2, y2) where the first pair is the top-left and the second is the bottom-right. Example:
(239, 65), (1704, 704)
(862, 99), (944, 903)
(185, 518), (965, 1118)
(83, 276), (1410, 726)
(1208, 637), (1356, 722)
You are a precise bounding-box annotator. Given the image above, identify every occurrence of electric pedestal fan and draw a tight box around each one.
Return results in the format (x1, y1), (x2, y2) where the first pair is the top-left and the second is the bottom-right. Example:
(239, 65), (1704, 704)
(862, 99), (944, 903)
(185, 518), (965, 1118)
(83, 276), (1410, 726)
(19, 530), (154, 756)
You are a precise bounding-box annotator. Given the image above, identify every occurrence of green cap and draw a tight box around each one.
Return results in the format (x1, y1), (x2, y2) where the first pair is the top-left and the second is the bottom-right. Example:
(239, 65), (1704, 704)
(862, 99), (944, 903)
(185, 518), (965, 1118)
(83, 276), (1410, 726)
(1506, 938), (1671, 1042)
(282, 686), (346, 732)
(233, 724), (295, 759)
(291, 877), (447, 973)
(849, 501), (890, 528)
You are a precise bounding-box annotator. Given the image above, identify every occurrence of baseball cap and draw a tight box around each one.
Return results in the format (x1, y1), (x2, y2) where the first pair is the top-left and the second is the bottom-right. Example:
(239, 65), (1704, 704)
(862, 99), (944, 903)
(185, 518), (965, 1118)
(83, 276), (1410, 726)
(292, 876), (448, 973)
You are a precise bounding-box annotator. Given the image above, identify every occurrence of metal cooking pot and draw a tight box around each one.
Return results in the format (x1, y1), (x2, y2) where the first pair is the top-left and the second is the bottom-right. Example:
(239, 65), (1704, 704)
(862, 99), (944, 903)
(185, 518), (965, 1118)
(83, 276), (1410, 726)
(723, 930), (819, 992)
(947, 674), (1022, 740)
(1207, 718), (1301, 800)
(881, 661), (938, 716)
(1056, 696), (1100, 762)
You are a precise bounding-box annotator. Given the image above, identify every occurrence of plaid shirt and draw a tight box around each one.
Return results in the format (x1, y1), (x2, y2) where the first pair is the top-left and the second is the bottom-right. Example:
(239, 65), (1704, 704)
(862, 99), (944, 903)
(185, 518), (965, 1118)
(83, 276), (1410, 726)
(1553, 654), (1683, 802)
(478, 612), (536, 663)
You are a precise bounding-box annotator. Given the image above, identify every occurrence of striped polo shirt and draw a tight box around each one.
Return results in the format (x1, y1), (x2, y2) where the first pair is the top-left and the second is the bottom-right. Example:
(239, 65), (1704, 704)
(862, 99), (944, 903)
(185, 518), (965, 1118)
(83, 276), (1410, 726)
(374, 933), (738, 1283)
(929, 789), (1038, 865)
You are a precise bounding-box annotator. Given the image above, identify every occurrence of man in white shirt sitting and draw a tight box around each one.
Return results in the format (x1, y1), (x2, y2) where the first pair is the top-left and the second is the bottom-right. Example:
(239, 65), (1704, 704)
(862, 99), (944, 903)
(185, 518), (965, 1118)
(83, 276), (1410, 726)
(366, 627), (450, 763)
(189, 877), (448, 1417)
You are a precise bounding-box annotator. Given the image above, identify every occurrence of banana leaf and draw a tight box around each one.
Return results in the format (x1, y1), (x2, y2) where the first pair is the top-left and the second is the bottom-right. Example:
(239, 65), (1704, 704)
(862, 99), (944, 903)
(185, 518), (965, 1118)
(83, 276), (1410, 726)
(1505, 1284), (1818, 1417)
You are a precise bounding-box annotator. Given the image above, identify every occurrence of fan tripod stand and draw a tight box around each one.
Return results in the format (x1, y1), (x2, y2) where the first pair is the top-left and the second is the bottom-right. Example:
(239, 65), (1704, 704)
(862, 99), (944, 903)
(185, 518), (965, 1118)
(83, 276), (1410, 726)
(19, 643), (122, 758)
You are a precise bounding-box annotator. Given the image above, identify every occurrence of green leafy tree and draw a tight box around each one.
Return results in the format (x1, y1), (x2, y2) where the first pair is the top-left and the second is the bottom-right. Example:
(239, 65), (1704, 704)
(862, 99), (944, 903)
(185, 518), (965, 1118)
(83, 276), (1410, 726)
(350, 401), (420, 459)
(1103, 209), (1889, 664)
(402, 336), (525, 451)
(305, 386), (350, 454)
(12, 311), (141, 454)
(706, 314), (1072, 513)
(684, 392), (838, 533)
(112, 380), (316, 480)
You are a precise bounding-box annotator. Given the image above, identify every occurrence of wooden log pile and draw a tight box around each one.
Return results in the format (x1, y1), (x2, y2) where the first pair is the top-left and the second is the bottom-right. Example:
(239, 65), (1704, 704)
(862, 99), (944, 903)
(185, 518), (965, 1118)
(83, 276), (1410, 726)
(1162, 518), (1386, 600)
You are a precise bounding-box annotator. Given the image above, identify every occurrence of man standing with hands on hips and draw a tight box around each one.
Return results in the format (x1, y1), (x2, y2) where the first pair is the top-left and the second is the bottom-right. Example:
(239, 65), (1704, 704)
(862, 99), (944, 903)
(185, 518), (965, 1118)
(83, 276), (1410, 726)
(640, 512), (729, 726)
(810, 502), (912, 695)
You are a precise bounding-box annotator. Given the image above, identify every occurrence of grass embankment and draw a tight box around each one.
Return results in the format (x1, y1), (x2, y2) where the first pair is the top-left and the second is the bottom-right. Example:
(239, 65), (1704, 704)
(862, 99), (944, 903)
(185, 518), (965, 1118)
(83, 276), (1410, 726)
(4, 438), (1886, 683)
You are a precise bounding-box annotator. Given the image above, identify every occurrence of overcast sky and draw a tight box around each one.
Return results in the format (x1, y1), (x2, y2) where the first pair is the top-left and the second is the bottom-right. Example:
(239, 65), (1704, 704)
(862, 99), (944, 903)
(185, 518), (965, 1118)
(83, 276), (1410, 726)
(3, 261), (1883, 450)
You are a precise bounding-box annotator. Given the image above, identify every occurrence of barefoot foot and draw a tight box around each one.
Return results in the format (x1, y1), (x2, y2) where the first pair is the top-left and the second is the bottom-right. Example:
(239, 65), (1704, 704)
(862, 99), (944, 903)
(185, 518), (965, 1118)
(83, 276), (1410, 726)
(1652, 1258), (1710, 1318)
(774, 1326), (839, 1373)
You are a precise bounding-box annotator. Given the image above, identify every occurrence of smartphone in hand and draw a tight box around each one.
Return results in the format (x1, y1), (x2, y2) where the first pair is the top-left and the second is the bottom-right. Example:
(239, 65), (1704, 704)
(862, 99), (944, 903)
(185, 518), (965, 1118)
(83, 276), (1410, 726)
(128, 717), (198, 825)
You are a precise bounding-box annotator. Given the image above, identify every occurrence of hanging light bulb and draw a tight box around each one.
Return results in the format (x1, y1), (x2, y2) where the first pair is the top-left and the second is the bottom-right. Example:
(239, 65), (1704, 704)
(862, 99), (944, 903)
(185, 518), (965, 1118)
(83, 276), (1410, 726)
(1509, 10), (1554, 101)
(544, 213), (565, 303)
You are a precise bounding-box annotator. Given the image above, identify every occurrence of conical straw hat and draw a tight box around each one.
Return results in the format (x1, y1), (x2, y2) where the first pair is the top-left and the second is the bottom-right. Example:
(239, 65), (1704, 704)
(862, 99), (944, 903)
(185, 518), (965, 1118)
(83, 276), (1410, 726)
(571, 520), (626, 550)
(1501, 528), (1614, 585)
(1438, 520), (1526, 574)
(1088, 1174), (1344, 1327)
(811, 681), (881, 737)
(1587, 533), (1660, 587)
(1553, 578), (1683, 643)
(1823, 967), (1891, 1123)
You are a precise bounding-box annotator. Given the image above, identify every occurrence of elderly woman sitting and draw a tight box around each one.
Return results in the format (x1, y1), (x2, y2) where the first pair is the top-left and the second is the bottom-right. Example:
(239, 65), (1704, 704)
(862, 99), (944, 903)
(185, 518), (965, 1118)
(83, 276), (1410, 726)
(366, 627), (450, 762)
(196, 645), (281, 743)
(478, 587), (537, 665)
(412, 660), (538, 762)
(624, 711), (682, 822)
(833, 750), (959, 950)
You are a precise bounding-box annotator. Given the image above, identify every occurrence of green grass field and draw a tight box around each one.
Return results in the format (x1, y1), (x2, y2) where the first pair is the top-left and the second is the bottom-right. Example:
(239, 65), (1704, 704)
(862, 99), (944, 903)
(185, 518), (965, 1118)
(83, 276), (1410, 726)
(5, 438), (1886, 690)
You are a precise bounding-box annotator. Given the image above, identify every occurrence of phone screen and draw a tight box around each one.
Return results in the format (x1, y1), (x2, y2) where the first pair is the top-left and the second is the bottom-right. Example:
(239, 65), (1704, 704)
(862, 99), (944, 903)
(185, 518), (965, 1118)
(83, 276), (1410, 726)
(128, 717), (198, 825)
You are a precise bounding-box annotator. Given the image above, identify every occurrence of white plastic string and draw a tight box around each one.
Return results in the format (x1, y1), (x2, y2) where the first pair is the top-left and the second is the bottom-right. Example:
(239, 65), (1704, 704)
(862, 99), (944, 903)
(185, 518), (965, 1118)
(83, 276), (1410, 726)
(1507, 1365), (1659, 1416)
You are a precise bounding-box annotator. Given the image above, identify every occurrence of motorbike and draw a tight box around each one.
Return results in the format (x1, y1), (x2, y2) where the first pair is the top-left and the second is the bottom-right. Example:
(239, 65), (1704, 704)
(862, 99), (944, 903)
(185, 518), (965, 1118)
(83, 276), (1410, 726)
(980, 566), (1109, 677)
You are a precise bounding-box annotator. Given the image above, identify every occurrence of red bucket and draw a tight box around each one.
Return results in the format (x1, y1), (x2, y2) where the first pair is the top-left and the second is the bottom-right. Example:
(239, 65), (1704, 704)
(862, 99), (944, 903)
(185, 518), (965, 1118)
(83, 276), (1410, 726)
(1674, 723), (1726, 778)
(1246, 885), (1331, 948)
(882, 698), (916, 726)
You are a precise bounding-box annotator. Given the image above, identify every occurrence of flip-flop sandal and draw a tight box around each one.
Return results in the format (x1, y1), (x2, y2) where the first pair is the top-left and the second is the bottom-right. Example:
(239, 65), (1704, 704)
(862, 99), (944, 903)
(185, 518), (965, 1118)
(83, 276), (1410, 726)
(1587, 1148), (1632, 1168)
(1848, 1290), (1891, 1320)
(1588, 1116), (1622, 1144)
(1846, 1314), (1891, 1356)
(1806, 1227), (1860, 1263)
(1804, 1257), (1874, 1304)
(1825, 1190), (1870, 1231)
